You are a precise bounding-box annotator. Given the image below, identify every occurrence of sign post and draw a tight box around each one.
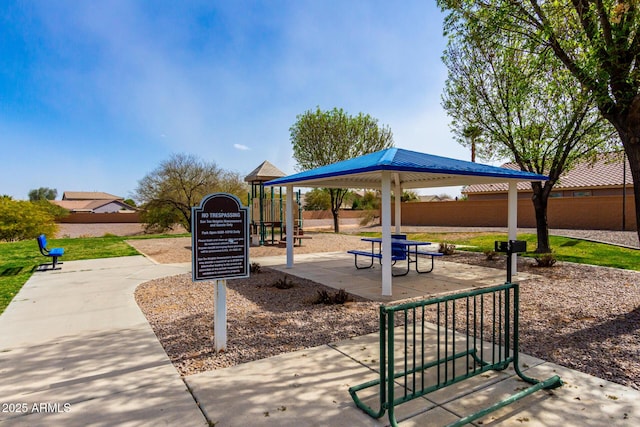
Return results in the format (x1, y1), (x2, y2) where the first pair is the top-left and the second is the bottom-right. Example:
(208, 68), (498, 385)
(192, 193), (249, 352)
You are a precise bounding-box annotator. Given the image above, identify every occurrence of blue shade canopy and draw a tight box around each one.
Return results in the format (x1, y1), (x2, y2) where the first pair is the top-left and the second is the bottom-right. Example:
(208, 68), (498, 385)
(265, 148), (548, 189)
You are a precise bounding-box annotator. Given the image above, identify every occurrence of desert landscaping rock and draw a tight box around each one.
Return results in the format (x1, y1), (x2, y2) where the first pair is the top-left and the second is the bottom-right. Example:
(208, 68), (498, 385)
(130, 231), (640, 391)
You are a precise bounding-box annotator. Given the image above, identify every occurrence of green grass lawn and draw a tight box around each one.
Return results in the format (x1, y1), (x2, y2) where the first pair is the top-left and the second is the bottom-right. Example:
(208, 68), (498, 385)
(0, 235), (142, 315)
(358, 231), (640, 270)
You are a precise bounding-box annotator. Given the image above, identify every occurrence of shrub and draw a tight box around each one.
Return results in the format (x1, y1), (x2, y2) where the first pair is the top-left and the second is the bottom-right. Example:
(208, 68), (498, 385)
(139, 204), (182, 234)
(438, 242), (456, 255)
(484, 250), (498, 260)
(0, 199), (58, 242)
(332, 289), (350, 304)
(34, 200), (69, 221)
(314, 290), (331, 304)
(358, 209), (379, 226)
(312, 288), (351, 305)
(272, 276), (295, 289)
(534, 253), (557, 267)
(250, 262), (261, 274)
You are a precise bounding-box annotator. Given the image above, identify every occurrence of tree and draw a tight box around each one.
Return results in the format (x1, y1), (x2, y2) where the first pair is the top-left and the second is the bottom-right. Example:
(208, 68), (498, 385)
(303, 188), (331, 211)
(28, 187), (57, 201)
(462, 125), (483, 162)
(401, 190), (419, 202)
(35, 200), (69, 221)
(438, 0), (640, 242)
(134, 153), (248, 233)
(0, 198), (58, 242)
(442, 23), (615, 252)
(290, 107), (394, 232)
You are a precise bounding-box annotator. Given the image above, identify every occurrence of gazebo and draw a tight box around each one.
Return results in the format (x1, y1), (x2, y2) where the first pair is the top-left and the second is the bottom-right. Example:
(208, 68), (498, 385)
(265, 148), (548, 296)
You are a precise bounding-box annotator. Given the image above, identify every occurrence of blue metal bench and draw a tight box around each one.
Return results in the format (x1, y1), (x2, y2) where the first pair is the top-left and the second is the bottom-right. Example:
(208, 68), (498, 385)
(37, 234), (64, 270)
(412, 250), (444, 273)
(347, 250), (404, 269)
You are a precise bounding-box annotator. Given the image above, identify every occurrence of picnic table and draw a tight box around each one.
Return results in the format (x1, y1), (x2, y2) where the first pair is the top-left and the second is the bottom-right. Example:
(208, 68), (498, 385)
(348, 237), (443, 277)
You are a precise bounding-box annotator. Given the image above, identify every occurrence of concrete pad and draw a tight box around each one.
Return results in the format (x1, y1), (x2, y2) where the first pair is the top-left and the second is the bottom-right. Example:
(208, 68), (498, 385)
(463, 361), (640, 426)
(256, 252), (539, 302)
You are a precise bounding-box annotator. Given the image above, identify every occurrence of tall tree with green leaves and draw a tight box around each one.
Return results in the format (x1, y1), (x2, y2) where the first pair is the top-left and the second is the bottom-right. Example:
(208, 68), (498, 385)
(28, 187), (57, 201)
(303, 188), (331, 211)
(438, 0), (640, 242)
(290, 107), (394, 232)
(134, 153), (248, 232)
(442, 25), (615, 252)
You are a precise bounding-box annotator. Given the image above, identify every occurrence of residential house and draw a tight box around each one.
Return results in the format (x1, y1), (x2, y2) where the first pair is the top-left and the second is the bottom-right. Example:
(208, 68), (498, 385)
(52, 192), (137, 213)
(462, 153), (632, 200)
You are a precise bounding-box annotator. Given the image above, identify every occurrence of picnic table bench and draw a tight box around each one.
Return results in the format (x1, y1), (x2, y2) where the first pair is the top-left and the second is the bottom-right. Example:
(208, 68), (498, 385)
(37, 234), (64, 270)
(278, 227), (312, 247)
(348, 236), (443, 276)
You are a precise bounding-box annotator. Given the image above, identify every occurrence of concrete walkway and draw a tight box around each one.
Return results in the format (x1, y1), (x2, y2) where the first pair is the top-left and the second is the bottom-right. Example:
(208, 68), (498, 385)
(1, 254), (639, 426)
(0, 256), (205, 427)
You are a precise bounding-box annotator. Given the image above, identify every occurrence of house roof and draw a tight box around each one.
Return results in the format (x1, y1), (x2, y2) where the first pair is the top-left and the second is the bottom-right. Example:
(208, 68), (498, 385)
(265, 148), (548, 190)
(244, 161), (286, 183)
(62, 191), (123, 200)
(462, 153), (632, 194)
(419, 195), (447, 202)
(52, 199), (136, 212)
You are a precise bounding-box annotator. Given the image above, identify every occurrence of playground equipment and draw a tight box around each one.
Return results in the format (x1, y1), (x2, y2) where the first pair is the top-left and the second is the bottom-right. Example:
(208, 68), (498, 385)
(244, 160), (304, 246)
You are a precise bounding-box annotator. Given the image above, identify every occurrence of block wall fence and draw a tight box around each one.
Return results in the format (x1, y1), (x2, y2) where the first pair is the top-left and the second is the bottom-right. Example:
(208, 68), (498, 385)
(59, 196), (636, 231)
(58, 212), (141, 223)
(302, 195), (637, 231)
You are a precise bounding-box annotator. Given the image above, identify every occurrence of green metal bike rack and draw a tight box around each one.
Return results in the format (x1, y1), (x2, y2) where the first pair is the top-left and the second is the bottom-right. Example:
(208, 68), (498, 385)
(349, 283), (562, 426)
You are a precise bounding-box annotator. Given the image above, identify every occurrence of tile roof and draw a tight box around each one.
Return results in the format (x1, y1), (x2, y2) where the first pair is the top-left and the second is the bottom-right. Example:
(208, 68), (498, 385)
(463, 153), (632, 194)
(62, 191), (123, 200)
(51, 199), (136, 212)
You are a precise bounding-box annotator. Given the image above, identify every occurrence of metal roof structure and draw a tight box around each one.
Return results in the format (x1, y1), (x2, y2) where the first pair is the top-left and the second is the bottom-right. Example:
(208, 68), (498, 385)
(265, 148), (547, 189)
(265, 147), (548, 297)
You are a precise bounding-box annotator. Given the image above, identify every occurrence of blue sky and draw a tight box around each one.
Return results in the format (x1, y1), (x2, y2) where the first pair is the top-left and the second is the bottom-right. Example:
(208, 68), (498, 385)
(1, 1), (469, 201)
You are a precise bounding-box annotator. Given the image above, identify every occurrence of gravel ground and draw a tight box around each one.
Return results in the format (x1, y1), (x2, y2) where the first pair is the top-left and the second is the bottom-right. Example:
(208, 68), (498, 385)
(130, 230), (640, 390)
(135, 270), (381, 374)
(550, 228), (640, 249)
(55, 222), (188, 238)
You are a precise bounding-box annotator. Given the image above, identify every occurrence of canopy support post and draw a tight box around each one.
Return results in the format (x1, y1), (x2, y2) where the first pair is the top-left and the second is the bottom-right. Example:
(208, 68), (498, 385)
(508, 182), (518, 278)
(286, 184), (294, 268)
(381, 171), (392, 296)
(393, 173), (401, 234)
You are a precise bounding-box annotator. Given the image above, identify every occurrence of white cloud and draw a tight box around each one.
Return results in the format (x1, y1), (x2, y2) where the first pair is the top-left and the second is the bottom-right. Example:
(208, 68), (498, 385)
(234, 144), (250, 151)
